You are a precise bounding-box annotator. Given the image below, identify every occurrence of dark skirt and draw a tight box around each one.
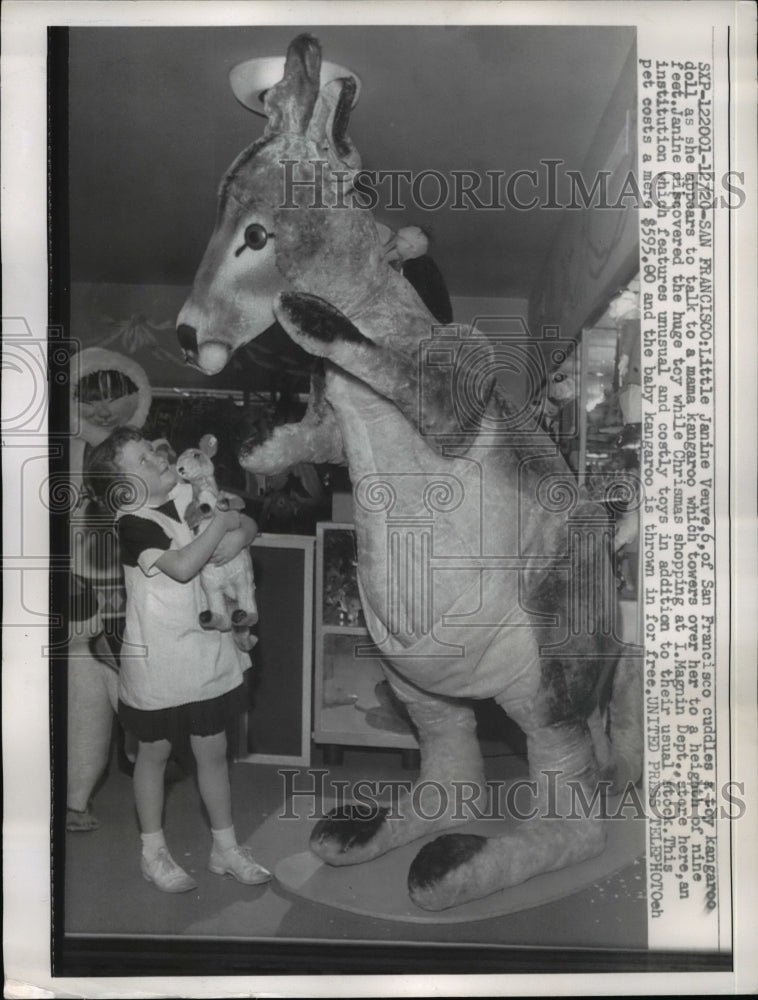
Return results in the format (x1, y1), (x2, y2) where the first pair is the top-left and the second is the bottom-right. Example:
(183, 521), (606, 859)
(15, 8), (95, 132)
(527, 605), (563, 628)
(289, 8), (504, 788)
(118, 681), (248, 744)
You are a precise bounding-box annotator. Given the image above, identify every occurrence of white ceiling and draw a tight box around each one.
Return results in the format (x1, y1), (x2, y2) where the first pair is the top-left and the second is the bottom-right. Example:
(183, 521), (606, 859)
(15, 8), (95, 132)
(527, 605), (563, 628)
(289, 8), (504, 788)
(66, 24), (636, 301)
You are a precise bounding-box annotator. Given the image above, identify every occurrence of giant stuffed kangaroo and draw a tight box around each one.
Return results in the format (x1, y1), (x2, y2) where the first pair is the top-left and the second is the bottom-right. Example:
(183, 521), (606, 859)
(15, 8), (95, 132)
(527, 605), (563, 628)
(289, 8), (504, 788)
(177, 34), (642, 911)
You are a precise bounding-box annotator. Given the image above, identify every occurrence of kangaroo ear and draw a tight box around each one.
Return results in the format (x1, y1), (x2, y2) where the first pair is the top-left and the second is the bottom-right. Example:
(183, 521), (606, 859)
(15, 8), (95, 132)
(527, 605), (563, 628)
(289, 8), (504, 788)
(329, 76), (358, 160)
(263, 33), (321, 137)
(306, 77), (361, 174)
(199, 434), (218, 459)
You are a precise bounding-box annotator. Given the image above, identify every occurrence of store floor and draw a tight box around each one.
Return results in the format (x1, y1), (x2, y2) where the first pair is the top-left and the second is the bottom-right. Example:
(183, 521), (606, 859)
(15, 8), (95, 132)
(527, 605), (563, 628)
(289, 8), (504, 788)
(63, 741), (647, 950)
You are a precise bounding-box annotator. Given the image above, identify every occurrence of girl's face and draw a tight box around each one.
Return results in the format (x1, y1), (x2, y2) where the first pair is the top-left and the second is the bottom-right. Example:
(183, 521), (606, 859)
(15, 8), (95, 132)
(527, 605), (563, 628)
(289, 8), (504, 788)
(79, 393), (141, 444)
(115, 438), (178, 505)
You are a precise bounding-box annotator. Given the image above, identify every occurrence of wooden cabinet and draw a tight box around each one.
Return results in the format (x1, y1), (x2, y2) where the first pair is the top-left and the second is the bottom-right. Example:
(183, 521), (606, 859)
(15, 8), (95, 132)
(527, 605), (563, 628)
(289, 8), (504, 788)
(312, 523), (418, 755)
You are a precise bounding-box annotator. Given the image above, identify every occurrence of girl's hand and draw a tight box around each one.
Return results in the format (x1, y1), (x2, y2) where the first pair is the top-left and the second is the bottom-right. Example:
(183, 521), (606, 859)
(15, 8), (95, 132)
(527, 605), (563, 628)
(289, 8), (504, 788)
(208, 514), (258, 567)
(156, 508), (244, 582)
(214, 508), (241, 532)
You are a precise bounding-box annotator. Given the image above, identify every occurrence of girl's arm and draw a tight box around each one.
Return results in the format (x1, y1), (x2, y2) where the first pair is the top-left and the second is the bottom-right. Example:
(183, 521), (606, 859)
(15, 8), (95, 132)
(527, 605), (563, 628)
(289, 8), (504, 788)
(208, 514), (259, 567)
(154, 509), (241, 582)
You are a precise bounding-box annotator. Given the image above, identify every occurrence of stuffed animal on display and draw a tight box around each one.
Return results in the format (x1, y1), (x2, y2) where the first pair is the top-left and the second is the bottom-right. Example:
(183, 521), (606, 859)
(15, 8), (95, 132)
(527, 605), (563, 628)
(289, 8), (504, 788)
(176, 34), (643, 911)
(176, 434), (258, 651)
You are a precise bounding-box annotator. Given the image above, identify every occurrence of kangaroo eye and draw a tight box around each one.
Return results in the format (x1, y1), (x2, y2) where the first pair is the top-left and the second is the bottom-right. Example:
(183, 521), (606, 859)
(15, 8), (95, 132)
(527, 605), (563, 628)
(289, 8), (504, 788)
(235, 223), (272, 256)
(245, 223), (269, 249)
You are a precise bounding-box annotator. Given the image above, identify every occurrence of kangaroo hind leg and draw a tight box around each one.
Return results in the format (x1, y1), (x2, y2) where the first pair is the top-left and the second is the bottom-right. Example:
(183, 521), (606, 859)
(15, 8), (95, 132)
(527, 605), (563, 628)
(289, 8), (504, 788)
(408, 718), (605, 910)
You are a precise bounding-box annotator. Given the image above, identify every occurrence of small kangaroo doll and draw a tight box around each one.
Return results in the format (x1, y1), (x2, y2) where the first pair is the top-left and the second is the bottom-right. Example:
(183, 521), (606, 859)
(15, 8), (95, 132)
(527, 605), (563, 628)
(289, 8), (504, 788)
(176, 435), (258, 651)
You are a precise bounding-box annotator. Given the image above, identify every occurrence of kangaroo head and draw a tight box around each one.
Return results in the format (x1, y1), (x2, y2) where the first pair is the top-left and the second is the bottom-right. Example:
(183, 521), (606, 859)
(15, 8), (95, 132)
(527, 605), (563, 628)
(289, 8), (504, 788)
(177, 33), (380, 375)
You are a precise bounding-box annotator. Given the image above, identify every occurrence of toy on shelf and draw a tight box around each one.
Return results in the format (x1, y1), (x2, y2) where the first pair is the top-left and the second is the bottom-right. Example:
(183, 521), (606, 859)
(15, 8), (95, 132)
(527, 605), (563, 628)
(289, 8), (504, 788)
(322, 529), (364, 626)
(176, 434), (258, 651)
(336, 580), (362, 626)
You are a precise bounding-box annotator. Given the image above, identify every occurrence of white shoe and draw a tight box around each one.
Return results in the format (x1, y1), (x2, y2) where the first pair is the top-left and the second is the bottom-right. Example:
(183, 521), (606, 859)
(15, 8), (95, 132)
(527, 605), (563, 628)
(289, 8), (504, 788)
(141, 847), (197, 893)
(208, 844), (271, 885)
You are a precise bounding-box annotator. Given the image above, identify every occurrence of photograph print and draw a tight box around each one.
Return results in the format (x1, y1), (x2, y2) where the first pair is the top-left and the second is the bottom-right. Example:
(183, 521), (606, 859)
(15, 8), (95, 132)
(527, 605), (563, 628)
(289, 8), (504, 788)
(4, 2), (754, 994)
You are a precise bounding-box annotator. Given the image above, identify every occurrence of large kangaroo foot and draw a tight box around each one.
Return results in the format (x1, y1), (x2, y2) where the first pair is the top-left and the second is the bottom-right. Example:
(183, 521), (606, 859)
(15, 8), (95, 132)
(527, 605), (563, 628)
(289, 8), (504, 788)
(310, 694), (487, 866)
(407, 719), (606, 910)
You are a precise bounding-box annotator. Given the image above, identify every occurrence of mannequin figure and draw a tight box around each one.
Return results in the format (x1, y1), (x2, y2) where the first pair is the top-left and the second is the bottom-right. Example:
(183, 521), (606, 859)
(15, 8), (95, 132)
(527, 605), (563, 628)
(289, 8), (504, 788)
(67, 348), (152, 830)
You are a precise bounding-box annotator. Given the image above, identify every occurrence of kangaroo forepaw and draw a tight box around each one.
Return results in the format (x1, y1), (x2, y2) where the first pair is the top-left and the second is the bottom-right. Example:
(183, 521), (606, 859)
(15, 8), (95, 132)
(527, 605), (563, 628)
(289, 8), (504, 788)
(310, 804), (389, 865)
(408, 833), (488, 910)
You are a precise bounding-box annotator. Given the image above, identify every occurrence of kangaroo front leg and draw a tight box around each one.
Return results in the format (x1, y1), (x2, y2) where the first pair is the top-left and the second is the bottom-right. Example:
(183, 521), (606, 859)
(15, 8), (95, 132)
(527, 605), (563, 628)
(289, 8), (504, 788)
(408, 719), (605, 910)
(275, 292), (461, 440)
(239, 372), (345, 474)
(310, 694), (486, 866)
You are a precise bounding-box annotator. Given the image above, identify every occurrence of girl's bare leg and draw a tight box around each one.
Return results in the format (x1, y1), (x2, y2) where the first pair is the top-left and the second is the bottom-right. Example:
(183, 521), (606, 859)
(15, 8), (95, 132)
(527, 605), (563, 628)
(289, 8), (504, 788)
(133, 738), (171, 833)
(190, 731), (232, 830)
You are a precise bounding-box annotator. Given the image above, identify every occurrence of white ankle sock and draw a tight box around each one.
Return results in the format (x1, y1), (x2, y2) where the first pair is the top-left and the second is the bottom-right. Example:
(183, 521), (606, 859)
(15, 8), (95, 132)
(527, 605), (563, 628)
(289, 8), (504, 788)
(211, 826), (237, 852)
(141, 829), (167, 860)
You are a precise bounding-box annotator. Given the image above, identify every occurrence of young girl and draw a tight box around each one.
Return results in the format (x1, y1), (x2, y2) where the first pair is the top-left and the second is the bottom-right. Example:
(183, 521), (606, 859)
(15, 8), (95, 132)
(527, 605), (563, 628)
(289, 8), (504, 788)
(85, 425), (270, 892)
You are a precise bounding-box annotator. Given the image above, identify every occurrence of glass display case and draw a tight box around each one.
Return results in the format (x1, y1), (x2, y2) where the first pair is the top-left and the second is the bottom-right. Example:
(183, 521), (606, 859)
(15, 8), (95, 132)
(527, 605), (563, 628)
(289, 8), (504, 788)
(313, 523), (418, 758)
(582, 330), (640, 601)
(547, 276), (641, 642)
(554, 276), (642, 642)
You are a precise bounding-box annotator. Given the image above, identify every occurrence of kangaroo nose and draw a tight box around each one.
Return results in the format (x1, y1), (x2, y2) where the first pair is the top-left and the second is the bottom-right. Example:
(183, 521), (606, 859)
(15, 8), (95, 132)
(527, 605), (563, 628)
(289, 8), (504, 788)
(177, 323), (199, 362)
